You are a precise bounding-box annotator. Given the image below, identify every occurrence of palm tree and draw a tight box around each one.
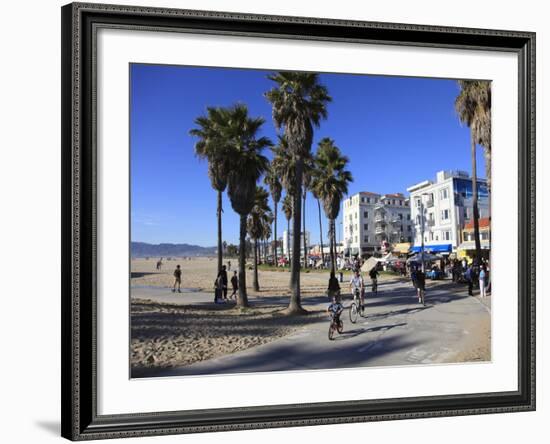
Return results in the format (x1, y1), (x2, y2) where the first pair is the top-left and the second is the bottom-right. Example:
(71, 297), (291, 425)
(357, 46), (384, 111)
(455, 80), (491, 264)
(265, 72), (332, 314)
(301, 156), (314, 269)
(311, 188), (325, 266)
(264, 167), (282, 269)
(311, 138), (353, 296)
(282, 193), (293, 266)
(190, 107), (233, 275)
(223, 104), (271, 307)
(247, 186), (272, 292)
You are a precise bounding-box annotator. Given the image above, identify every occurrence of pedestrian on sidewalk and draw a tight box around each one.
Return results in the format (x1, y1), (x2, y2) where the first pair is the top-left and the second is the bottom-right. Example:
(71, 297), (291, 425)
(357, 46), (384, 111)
(416, 269), (426, 305)
(172, 265), (182, 293)
(479, 264), (487, 298)
(230, 270), (238, 300)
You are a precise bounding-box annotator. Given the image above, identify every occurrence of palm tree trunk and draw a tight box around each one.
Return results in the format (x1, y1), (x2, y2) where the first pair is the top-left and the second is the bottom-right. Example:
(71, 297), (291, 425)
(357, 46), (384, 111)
(289, 159), (306, 314)
(329, 219), (336, 279)
(471, 133), (482, 264)
(273, 204), (278, 267)
(237, 214), (249, 307)
(317, 199), (325, 266)
(303, 192), (307, 268)
(217, 190), (223, 274)
(253, 238), (259, 292)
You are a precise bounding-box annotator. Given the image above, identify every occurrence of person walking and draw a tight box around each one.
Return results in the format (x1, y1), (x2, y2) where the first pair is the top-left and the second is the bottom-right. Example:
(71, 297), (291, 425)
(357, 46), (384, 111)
(227, 260), (231, 272)
(216, 265), (228, 301)
(479, 264), (487, 298)
(416, 268), (426, 305)
(465, 263), (476, 296)
(172, 265), (182, 293)
(230, 271), (238, 300)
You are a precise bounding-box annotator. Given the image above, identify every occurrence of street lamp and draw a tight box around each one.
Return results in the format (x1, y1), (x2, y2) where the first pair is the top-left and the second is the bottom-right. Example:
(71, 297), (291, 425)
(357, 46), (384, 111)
(419, 192), (431, 273)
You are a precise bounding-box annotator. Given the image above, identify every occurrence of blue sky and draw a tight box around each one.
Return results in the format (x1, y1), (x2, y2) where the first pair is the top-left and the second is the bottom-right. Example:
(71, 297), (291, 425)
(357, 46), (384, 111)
(130, 64), (486, 246)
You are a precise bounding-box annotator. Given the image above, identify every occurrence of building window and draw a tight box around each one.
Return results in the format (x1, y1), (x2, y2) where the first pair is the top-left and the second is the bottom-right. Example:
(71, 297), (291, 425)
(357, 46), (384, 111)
(441, 209), (450, 220)
(429, 232), (434, 241)
(355, 212), (358, 219)
(355, 236), (358, 243)
(464, 208), (469, 219)
(399, 213), (403, 220)
(416, 199), (421, 208)
(481, 232), (489, 240)
(361, 197), (365, 203)
(440, 188), (449, 200)
(444, 231), (451, 241)
(407, 214), (411, 221)
(408, 225), (412, 232)
(367, 197), (371, 203)
(363, 211), (368, 218)
(355, 224), (358, 231)
(363, 224), (368, 230)
(364, 236), (369, 243)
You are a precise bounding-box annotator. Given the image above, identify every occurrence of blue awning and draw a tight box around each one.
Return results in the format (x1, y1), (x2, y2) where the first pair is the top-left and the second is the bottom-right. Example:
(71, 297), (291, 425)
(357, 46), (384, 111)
(410, 244), (452, 253)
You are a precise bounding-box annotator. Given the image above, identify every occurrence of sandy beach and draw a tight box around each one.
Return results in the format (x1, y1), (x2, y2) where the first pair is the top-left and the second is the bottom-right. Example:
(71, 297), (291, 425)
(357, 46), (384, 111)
(132, 256), (355, 297)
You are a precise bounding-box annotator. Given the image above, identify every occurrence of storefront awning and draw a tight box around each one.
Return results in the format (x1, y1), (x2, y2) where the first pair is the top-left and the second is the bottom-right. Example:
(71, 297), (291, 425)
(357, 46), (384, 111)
(410, 244), (452, 253)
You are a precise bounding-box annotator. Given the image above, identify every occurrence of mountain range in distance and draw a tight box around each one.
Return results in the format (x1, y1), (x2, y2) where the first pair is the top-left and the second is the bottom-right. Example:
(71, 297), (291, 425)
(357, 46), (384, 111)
(131, 242), (217, 258)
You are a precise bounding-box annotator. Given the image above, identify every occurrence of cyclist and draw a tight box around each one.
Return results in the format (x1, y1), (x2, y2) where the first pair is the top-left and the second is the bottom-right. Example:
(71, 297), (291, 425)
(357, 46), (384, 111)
(369, 265), (379, 295)
(327, 293), (344, 320)
(349, 269), (365, 312)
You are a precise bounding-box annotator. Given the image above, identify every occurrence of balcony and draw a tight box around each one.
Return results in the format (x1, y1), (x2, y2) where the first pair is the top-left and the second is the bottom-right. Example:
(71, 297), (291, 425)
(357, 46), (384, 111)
(375, 226), (386, 235)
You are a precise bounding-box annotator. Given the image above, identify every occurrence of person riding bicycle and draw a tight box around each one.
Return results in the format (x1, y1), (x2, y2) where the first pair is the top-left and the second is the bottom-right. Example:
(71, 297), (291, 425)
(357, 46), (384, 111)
(327, 294), (344, 321)
(369, 265), (379, 294)
(349, 270), (365, 310)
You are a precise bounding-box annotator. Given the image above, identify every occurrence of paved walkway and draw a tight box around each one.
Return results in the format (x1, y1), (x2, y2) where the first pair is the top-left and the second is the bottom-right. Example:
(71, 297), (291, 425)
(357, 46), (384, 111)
(132, 279), (491, 378)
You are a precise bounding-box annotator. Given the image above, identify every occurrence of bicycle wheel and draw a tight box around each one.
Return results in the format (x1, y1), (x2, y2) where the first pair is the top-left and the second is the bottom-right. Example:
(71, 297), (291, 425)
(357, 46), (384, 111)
(349, 303), (358, 323)
(337, 319), (344, 334)
(328, 323), (335, 340)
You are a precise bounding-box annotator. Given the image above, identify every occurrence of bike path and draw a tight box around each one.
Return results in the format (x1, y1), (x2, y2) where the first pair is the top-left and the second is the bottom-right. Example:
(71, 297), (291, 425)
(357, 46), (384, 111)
(135, 280), (491, 378)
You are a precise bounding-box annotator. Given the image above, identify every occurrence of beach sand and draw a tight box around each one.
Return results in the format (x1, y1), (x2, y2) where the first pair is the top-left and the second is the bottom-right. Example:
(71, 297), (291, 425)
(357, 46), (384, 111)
(130, 298), (326, 374)
(132, 256), (346, 297)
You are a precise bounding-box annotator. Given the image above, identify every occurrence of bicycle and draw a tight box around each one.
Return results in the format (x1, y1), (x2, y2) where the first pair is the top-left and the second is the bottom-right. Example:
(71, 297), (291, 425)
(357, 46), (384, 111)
(328, 311), (344, 340)
(349, 288), (366, 324)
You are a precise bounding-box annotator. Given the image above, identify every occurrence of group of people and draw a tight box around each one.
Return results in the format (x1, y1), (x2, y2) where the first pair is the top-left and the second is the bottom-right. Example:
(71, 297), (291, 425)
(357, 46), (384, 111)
(213, 264), (239, 303)
(170, 262), (240, 303)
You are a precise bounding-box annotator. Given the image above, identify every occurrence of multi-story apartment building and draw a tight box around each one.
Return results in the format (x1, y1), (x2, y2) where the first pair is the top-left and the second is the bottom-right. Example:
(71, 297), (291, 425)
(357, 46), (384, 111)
(407, 170), (490, 254)
(342, 192), (412, 257)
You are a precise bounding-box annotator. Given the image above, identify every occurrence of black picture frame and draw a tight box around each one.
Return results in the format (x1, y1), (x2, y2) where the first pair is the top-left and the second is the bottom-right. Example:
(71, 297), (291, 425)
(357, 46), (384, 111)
(61, 2), (536, 440)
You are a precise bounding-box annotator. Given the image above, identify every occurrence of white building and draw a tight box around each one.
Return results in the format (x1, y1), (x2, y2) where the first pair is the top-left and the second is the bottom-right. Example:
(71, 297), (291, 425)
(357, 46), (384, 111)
(406, 170), (490, 254)
(282, 230), (310, 256)
(342, 192), (412, 257)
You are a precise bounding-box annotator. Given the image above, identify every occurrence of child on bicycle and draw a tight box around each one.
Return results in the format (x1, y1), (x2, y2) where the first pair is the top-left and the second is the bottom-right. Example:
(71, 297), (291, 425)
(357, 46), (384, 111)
(327, 293), (344, 321)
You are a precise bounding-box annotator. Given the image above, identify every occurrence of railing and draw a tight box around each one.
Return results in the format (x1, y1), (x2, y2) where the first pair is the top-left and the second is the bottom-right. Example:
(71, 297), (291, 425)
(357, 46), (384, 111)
(375, 226), (386, 234)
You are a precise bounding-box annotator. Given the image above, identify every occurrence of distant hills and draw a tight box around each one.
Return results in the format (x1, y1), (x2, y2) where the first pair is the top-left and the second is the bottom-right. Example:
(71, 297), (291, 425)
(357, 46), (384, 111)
(131, 242), (217, 258)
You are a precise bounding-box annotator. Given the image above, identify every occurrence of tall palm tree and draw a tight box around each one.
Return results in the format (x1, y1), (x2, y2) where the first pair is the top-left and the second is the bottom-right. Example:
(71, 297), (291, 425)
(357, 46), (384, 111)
(247, 186), (272, 292)
(311, 187), (325, 266)
(265, 72), (331, 314)
(190, 107), (233, 274)
(301, 156), (314, 269)
(264, 167), (282, 268)
(282, 193), (293, 265)
(455, 80), (491, 264)
(311, 138), (353, 296)
(223, 104), (271, 307)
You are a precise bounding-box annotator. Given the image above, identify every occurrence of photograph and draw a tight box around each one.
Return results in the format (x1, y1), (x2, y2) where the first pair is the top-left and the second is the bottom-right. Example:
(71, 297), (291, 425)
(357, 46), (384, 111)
(129, 64), (492, 379)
